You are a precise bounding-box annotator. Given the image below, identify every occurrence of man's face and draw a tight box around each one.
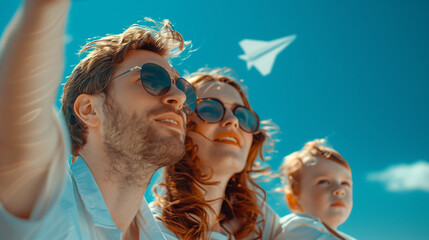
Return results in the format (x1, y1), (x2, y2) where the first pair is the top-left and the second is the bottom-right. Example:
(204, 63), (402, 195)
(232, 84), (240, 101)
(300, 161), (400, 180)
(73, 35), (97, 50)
(99, 50), (187, 185)
(296, 158), (353, 229)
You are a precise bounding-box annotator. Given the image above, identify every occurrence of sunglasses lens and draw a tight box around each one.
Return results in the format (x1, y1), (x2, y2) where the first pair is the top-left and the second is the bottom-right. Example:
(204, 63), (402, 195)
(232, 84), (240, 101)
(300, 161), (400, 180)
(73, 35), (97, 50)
(176, 78), (197, 114)
(234, 106), (259, 133)
(196, 99), (224, 123)
(140, 63), (171, 96)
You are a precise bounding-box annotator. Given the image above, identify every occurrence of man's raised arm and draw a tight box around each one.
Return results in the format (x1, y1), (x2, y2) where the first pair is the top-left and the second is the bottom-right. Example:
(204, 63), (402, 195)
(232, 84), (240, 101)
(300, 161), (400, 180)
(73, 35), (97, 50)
(0, 0), (70, 219)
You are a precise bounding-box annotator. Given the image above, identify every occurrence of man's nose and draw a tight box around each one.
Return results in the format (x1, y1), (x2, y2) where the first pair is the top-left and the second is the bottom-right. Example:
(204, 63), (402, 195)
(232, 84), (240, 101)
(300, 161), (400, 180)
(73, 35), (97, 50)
(161, 84), (187, 111)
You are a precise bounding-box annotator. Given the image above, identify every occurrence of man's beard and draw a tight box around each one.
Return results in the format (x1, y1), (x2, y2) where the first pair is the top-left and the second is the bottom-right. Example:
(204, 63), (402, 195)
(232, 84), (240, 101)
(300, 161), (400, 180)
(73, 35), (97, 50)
(101, 95), (185, 187)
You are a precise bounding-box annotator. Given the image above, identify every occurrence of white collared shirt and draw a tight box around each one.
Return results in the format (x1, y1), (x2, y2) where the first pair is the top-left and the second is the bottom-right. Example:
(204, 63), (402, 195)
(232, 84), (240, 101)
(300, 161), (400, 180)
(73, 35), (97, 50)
(0, 155), (166, 240)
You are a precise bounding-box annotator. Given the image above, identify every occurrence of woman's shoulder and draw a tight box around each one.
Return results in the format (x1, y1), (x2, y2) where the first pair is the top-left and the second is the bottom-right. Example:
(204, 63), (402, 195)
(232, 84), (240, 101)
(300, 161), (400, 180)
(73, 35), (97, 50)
(149, 202), (232, 240)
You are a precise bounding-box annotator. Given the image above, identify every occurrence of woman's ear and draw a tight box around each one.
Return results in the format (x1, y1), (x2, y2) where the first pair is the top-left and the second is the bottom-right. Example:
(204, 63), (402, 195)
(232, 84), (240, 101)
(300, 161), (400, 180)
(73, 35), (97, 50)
(286, 193), (303, 213)
(73, 94), (101, 128)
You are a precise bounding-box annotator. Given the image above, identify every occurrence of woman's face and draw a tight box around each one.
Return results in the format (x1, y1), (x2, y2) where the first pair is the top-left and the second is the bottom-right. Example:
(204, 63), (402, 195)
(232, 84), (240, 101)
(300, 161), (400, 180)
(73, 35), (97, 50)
(187, 81), (253, 179)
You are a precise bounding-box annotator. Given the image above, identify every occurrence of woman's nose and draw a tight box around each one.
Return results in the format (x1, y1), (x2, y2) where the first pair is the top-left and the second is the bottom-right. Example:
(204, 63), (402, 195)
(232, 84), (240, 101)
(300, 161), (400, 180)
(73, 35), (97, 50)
(221, 109), (239, 129)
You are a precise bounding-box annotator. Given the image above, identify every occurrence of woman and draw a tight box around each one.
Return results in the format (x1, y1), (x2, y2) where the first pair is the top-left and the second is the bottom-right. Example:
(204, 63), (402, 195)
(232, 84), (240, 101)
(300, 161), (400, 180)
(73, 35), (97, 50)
(153, 68), (281, 240)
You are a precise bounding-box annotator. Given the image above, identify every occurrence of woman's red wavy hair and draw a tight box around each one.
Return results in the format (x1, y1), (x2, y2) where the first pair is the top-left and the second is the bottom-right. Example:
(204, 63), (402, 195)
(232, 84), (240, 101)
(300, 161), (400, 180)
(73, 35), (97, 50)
(154, 69), (275, 240)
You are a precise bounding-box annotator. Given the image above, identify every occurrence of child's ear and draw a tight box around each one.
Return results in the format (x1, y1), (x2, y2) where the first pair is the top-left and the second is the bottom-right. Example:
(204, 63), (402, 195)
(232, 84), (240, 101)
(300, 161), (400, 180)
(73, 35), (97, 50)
(286, 193), (303, 213)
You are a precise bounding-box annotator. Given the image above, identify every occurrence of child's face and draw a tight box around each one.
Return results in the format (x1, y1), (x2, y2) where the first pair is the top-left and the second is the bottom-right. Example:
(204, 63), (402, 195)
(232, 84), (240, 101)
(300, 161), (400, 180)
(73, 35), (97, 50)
(296, 158), (353, 229)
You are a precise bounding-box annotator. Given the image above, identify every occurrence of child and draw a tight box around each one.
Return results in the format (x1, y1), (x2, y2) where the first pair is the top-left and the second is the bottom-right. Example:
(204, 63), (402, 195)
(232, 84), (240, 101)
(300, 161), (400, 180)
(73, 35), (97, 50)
(277, 139), (355, 240)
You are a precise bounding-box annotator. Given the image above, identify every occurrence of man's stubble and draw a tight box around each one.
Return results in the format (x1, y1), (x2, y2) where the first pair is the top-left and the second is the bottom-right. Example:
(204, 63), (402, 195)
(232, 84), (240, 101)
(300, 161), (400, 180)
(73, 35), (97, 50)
(101, 95), (185, 187)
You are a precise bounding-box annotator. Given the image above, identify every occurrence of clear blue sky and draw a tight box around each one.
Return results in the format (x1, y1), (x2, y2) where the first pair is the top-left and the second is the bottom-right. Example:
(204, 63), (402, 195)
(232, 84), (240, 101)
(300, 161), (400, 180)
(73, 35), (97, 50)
(2, 1), (429, 239)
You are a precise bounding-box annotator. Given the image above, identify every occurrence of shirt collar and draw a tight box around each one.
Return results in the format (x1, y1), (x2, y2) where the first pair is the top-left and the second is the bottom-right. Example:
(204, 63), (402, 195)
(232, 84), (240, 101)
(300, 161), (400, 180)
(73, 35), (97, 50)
(71, 156), (117, 228)
(71, 156), (168, 239)
(136, 198), (167, 240)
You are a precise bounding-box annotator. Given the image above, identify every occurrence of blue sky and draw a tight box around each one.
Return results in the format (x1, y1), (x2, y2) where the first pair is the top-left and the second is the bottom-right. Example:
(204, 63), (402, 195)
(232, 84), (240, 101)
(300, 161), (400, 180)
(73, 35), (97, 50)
(2, 0), (429, 239)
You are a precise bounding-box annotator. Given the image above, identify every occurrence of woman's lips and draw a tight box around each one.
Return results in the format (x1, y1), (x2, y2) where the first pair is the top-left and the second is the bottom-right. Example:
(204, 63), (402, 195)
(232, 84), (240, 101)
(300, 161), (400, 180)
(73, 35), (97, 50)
(213, 131), (241, 147)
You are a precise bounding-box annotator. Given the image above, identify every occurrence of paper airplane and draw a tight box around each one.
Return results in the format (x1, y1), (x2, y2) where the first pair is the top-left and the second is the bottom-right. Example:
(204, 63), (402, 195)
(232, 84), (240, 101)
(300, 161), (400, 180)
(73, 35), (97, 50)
(239, 35), (296, 76)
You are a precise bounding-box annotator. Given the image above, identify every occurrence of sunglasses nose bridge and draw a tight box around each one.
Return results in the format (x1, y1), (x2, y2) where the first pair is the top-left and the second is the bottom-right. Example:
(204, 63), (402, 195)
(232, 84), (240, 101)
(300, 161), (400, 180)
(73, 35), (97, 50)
(161, 83), (187, 111)
(221, 108), (240, 129)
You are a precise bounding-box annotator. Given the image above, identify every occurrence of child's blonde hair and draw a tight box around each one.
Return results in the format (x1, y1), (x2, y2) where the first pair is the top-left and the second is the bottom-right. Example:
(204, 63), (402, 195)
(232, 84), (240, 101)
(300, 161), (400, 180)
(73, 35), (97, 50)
(280, 139), (350, 196)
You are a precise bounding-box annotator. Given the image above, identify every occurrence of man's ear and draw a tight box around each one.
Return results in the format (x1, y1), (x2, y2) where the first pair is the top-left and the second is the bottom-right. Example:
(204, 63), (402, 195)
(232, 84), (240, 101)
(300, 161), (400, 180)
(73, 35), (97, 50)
(74, 94), (101, 128)
(286, 193), (303, 213)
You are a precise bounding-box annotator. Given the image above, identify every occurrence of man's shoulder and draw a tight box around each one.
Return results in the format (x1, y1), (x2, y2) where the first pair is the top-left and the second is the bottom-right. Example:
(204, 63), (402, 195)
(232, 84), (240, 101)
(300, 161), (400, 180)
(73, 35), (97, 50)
(137, 199), (168, 240)
(148, 201), (161, 215)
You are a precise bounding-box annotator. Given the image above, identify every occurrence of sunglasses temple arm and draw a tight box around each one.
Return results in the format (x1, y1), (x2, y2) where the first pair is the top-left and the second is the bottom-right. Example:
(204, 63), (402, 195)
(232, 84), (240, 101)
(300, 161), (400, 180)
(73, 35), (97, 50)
(109, 66), (142, 81)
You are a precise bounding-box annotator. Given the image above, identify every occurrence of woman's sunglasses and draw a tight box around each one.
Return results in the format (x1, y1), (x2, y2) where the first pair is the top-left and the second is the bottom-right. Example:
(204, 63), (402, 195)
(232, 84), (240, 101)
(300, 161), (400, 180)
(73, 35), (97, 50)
(110, 63), (197, 114)
(195, 98), (259, 133)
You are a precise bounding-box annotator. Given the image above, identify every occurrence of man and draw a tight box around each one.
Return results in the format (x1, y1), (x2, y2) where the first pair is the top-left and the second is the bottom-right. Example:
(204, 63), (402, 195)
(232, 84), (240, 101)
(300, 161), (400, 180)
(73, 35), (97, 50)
(0, 0), (195, 239)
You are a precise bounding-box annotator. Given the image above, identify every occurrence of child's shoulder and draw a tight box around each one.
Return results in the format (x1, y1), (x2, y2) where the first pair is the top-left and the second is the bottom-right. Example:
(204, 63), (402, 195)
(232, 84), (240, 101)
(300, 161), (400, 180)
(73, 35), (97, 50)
(279, 213), (356, 240)
(280, 213), (324, 229)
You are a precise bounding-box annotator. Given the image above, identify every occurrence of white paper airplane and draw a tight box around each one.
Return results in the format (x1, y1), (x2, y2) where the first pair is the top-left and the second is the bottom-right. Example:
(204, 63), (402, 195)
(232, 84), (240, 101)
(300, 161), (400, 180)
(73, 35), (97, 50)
(239, 35), (296, 76)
